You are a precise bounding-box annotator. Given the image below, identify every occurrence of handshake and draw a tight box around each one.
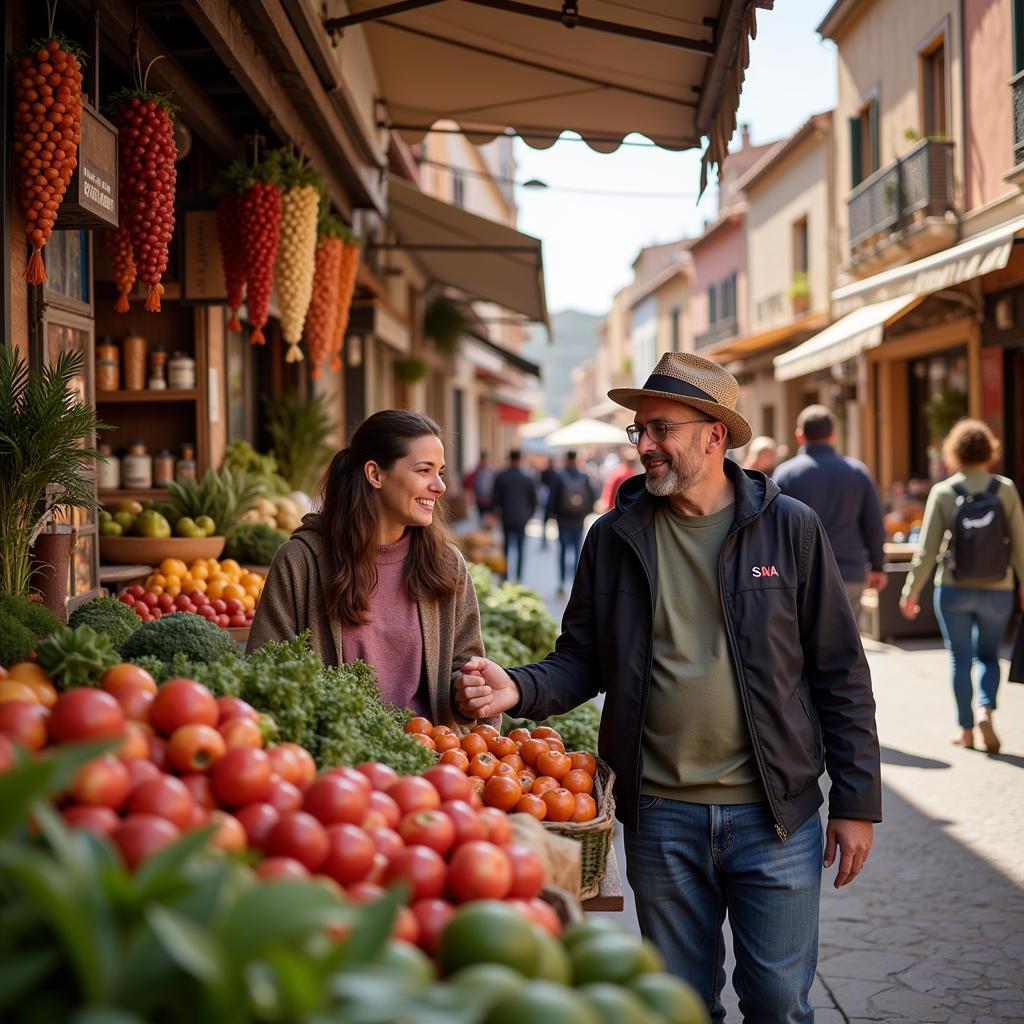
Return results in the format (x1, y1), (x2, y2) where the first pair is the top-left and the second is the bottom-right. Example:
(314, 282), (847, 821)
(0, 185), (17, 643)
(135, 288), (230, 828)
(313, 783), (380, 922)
(455, 657), (522, 719)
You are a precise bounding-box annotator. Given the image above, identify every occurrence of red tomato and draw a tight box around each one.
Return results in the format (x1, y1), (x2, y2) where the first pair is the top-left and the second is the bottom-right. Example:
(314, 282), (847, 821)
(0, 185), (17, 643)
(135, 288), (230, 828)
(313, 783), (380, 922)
(367, 826), (404, 861)
(128, 775), (195, 830)
(448, 841), (512, 902)
(266, 744), (302, 786)
(215, 696), (259, 725)
(265, 777), (303, 814)
(147, 734), (170, 772)
(526, 897), (563, 936)
(188, 590), (208, 606)
(439, 800), (487, 846)
(256, 856), (309, 880)
(121, 756), (162, 791)
(264, 811), (329, 871)
(423, 763), (474, 803)
(180, 772), (217, 809)
(346, 881), (385, 905)
(477, 807), (513, 845)
(366, 851), (389, 884)
(189, 802), (212, 830)
(392, 905), (420, 944)
(0, 734), (14, 772)
(0, 700), (49, 750)
(270, 743), (316, 789)
(211, 599), (227, 614)
(156, 594), (174, 612)
(320, 822), (376, 885)
(411, 898), (455, 955)
(149, 679), (218, 736)
(399, 809), (456, 856)
(404, 716), (433, 735)
(210, 747), (273, 807)
(302, 775), (368, 826)
(101, 664), (157, 695)
(112, 814), (181, 870)
(367, 790), (401, 829)
(49, 688), (124, 744)
(387, 776), (441, 816)
(218, 717), (263, 750)
(360, 808), (389, 831)
(224, 598), (244, 615)
(70, 754), (132, 810)
(116, 722), (150, 760)
(235, 802), (280, 849)
(208, 810), (247, 852)
(382, 845), (447, 901)
(216, 614), (230, 628)
(112, 687), (154, 725)
(504, 844), (545, 899)
(126, 585), (145, 599)
(141, 592), (158, 608)
(168, 723), (227, 773)
(321, 765), (373, 798)
(62, 803), (119, 836)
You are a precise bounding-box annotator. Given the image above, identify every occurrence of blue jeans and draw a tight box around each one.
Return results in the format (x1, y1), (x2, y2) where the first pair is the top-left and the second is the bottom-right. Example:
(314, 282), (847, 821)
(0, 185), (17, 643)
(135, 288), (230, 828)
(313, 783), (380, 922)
(557, 521), (584, 587)
(624, 798), (823, 1024)
(934, 585), (1014, 729)
(502, 526), (526, 582)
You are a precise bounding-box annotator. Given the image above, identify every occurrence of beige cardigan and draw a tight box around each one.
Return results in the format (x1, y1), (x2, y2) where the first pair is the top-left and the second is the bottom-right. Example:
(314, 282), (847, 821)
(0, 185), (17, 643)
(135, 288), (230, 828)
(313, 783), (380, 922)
(246, 514), (490, 730)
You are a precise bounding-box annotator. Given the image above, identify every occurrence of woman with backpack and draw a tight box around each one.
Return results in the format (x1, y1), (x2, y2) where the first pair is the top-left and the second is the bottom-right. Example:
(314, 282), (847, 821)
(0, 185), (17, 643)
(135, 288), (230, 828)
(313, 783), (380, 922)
(900, 419), (1024, 752)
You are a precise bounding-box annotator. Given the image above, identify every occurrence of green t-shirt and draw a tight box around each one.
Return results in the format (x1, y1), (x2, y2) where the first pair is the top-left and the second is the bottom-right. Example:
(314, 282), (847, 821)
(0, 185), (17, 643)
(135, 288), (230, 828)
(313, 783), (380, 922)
(640, 501), (766, 805)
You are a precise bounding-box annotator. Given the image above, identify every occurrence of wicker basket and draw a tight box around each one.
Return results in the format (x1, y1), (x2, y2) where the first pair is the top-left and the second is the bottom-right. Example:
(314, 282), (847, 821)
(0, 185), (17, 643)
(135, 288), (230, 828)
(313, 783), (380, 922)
(539, 885), (584, 929)
(542, 758), (616, 901)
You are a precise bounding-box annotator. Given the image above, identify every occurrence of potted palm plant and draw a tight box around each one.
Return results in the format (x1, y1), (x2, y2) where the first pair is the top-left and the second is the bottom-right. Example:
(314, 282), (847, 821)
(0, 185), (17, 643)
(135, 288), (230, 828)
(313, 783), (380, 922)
(0, 347), (105, 612)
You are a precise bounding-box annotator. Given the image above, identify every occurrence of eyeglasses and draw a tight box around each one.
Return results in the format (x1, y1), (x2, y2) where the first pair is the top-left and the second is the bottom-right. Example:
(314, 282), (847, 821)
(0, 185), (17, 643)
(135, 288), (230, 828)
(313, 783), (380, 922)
(626, 418), (713, 445)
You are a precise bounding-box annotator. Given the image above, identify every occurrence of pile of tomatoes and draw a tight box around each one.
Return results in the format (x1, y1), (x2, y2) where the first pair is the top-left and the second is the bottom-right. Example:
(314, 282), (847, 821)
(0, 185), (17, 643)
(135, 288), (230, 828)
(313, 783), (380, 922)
(0, 662), (559, 957)
(404, 717), (599, 825)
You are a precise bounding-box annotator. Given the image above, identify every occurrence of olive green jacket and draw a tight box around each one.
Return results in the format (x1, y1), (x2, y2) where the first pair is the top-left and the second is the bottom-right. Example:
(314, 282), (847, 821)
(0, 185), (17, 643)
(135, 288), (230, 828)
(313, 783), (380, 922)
(247, 514), (489, 730)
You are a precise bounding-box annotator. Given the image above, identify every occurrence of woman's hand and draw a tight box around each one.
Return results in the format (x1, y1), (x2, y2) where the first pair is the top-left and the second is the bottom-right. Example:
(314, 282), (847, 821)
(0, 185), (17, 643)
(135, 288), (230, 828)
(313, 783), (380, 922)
(456, 657), (521, 719)
(899, 594), (919, 620)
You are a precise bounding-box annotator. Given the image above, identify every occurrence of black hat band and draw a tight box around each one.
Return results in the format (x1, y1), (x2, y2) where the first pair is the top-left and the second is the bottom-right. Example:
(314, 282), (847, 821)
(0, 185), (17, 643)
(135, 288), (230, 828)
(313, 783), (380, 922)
(643, 373), (717, 406)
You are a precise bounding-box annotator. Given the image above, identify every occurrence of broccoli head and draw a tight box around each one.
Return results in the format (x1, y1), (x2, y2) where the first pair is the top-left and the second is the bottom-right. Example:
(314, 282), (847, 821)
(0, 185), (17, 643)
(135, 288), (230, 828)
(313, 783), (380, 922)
(0, 594), (62, 642)
(68, 596), (143, 654)
(0, 609), (38, 667)
(120, 612), (238, 665)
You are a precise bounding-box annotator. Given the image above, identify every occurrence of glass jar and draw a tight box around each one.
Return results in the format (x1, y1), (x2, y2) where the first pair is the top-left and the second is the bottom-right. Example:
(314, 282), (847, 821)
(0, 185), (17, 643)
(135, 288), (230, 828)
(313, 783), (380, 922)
(95, 337), (120, 391)
(96, 443), (121, 489)
(122, 334), (147, 391)
(168, 351), (196, 389)
(149, 345), (168, 390)
(122, 440), (152, 489)
(154, 449), (176, 487)
(176, 444), (198, 483)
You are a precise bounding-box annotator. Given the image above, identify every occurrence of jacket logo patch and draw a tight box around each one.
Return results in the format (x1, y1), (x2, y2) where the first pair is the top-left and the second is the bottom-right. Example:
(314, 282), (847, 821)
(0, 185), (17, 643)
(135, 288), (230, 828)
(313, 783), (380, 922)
(752, 565), (780, 578)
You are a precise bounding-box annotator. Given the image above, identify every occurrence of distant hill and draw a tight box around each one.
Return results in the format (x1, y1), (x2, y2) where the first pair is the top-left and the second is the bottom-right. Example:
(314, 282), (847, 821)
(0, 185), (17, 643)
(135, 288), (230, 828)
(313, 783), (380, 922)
(522, 309), (603, 416)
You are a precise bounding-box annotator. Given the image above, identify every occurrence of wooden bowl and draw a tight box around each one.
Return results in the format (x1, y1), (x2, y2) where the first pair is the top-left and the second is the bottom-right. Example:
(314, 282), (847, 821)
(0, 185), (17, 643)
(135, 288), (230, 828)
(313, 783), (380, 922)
(99, 534), (226, 566)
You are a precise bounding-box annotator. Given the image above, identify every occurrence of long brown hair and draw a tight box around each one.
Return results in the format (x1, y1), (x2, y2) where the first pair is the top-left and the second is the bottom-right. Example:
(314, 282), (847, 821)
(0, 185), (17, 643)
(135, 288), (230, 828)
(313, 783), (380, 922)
(319, 410), (460, 626)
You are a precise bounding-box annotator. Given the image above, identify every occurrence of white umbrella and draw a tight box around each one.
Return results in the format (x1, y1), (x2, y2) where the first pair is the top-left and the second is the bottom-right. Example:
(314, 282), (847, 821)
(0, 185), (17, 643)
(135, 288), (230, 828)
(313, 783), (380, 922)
(543, 417), (628, 449)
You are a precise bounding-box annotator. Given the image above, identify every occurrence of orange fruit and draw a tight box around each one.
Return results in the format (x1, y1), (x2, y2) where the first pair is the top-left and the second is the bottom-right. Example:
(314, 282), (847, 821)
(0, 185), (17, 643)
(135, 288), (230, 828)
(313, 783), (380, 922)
(569, 752), (597, 776)
(562, 769), (594, 795)
(440, 748), (470, 772)
(507, 727), (532, 745)
(23, 677), (58, 708)
(6, 661), (49, 684)
(515, 793), (548, 819)
(487, 735), (517, 759)
(461, 732), (488, 757)
(0, 680), (40, 704)
(411, 733), (436, 750)
(435, 733), (462, 753)
(519, 738), (548, 766)
(544, 737), (566, 753)
(468, 752), (498, 779)
(531, 775), (559, 796)
(405, 716), (433, 735)
(493, 762), (518, 781)
(541, 787), (575, 822)
(500, 753), (524, 772)
(571, 792), (598, 822)
(530, 726), (560, 741)
(483, 774), (521, 811)
(206, 580), (225, 600)
(471, 723), (500, 740)
(221, 583), (245, 601)
(517, 771), (536, 792)
(536, 749), (571, 781)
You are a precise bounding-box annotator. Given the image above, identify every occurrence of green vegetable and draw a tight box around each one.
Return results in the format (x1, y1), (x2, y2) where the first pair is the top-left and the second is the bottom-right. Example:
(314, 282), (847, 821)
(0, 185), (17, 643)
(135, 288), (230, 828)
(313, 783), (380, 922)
(0, 594), (63, 666)
(222, 522), (288, 566)
(483, 632), (531, 667)
(34, 624), (120, 688)
(221, 440), (290, 497)
(166, 465), (266, 540)
(263, 391), (336, 495)
(0, 609), (38, 666)
(478, 582), (558, 663)
(505, 700), (601, 755)
(67, 595), (142, 653)
(121, 611), (238, 665)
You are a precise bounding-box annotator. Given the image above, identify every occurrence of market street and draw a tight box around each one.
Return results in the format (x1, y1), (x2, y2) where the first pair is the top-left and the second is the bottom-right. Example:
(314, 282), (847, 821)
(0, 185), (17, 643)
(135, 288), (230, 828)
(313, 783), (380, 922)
(514, 521), (1024, 1023)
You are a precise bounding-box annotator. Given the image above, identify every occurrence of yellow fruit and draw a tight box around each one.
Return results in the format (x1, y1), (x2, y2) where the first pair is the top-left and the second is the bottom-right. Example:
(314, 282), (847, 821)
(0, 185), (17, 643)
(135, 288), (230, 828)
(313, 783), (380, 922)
(24, 678), (58, 708)
(240, 593), (255, 611)
(190, 563), (209, 581)
(0, 680), (40, 704)
(190, 578), (207, 593)
(6, 662), (49, 684)
(206, 580), (225, 600)
(160, 558), (187, 578)
(164, 584), (181, 598)
(222, 583), (245, 601)
(164, 574), (181, 590)
(219, 559), (241, 576)
(148, 584), (164, 596)
(152, 573), (167, 588)
(240, 572), (262, 589)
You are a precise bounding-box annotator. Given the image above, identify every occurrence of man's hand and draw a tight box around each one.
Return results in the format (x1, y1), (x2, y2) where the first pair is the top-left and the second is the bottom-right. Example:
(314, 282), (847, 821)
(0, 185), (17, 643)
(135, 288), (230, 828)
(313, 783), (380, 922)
(867, 570), (888, 593)
(899, 594), (919, 620)
(825, 818), (873, 888)
(455, 657), (521, 719)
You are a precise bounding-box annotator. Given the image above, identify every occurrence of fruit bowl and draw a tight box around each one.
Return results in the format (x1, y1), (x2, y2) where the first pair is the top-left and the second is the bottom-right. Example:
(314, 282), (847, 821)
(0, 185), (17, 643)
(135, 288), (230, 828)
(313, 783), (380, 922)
(99, 534), (226, 566)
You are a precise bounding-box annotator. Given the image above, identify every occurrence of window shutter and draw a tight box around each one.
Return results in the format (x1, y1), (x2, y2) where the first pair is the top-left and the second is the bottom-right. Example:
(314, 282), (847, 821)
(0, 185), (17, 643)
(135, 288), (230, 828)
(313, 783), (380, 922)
(870, 97), (880, 172)
(708, 285), (717, 325)
(849, 115), (863, 187)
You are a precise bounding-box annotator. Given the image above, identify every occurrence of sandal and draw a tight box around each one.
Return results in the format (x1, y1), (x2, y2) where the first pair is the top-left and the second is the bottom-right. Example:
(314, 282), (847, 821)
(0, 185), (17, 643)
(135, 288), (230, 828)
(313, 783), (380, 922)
(977, 714), (1001, 754)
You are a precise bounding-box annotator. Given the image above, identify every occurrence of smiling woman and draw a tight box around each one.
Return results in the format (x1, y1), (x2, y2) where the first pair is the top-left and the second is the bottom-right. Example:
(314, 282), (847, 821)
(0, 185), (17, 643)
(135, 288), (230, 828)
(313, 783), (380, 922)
(247, 411), (487, 729)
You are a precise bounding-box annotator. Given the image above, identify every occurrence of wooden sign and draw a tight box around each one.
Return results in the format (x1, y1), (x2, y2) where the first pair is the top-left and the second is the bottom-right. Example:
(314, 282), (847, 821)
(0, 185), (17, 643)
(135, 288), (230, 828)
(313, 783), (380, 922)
(56, 104), (118, 230)
(181, 208), (228, 305)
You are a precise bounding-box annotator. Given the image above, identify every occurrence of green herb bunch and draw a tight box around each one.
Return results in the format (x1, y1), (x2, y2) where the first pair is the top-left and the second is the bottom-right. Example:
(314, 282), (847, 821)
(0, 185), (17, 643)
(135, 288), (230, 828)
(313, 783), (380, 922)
(165, 465), (267, 539)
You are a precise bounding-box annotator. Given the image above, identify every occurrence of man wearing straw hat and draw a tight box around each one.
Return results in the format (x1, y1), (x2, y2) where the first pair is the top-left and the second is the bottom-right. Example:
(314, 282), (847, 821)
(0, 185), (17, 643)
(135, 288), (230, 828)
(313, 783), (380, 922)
(456, 351), (881, 1023)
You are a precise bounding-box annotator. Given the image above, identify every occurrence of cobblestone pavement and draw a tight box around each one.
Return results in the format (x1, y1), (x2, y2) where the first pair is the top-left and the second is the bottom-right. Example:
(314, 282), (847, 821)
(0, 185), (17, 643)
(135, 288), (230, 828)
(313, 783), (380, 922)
(509, 522), (1024, 1022)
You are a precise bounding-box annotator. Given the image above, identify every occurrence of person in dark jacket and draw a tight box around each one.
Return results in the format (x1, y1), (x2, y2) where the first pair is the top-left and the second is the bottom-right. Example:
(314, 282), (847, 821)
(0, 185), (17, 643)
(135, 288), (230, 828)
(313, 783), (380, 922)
(455, 352), (881, 1024)
(773, 405), (888, 625)
(545, 450), (597, 597)
(537, 456), (559, 550)
(490, 450), (537, 583)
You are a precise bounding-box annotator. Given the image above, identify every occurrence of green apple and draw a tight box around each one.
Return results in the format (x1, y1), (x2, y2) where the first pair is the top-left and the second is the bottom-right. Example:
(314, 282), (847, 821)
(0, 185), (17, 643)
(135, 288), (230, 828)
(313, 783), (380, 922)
(99, 509), (112, 523)
(99, 520), (123, 536)
(175, 516), (203, 538)
(113, 510), (136, 531)
(136, 510), (171, 539)
(194, 515), (216, 536)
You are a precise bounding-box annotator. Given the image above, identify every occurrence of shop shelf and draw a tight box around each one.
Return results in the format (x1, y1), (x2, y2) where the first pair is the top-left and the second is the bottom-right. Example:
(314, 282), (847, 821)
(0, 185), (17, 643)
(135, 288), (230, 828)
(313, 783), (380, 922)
(95, 389), (198, 403)
(98, 488), (171, 502)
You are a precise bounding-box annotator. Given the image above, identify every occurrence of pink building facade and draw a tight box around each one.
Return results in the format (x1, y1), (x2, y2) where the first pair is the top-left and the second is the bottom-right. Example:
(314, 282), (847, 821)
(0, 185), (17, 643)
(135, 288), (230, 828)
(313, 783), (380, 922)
(690, 212), (747, 354)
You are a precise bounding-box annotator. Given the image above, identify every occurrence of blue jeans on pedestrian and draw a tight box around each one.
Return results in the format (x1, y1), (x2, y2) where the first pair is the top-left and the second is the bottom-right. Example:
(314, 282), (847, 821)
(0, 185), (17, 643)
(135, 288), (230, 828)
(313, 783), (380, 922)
(934, 585), (1015, 729)
(503, 525), (526, 582)
(624, 798), (823, 1024)
(557, 521), (584, 587)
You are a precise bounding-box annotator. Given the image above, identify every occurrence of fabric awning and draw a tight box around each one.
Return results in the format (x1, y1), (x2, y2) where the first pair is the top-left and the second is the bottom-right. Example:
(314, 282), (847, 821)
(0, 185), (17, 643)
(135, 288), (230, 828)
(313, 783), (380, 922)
(385, 177), (547, 323)
(832, 215), (1024, 316)
(338, 1), (769, 184)
(773, 294), (921, 382)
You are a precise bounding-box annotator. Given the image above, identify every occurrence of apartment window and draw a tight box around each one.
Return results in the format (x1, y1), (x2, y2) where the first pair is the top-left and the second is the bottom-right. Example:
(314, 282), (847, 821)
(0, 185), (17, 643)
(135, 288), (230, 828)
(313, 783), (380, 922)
(708, 284), (718, 325)
(792, 217), (809, 276)
(1016, 0), (1024, 72)
(452, 168), (465, 208)
(670, 308), (681, 352)
(920, 36), (947, 138)
(849, 94), (879, 187)
(720, 272), (737, 320)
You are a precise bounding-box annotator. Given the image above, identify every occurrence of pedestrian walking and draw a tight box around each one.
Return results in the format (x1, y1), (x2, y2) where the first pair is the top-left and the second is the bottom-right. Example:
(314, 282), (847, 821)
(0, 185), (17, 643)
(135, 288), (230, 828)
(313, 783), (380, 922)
(601, 446), (641, 511)
(537, 456), (558, 550)
(545, 450), (596, 597)
(248, 410), (487, 730)
(742, 435), (779, 475)
(773, 405), (888, 623)
(456, 351), (881, 1024)
(463, 451), (496, 524)
(490, 450), (537, 583)
(899, 419), (1024, 753)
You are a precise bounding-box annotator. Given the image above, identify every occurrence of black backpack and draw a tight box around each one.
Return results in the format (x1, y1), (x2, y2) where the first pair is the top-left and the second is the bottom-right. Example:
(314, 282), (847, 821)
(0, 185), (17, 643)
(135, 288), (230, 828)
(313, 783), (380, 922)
(947, 479), (1011, 582)
(558, 472), (593, 518)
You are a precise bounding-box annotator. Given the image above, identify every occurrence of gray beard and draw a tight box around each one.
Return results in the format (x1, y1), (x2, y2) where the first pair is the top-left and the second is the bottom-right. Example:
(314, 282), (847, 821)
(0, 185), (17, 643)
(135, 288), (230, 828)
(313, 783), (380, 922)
(643, 434), (705, 497)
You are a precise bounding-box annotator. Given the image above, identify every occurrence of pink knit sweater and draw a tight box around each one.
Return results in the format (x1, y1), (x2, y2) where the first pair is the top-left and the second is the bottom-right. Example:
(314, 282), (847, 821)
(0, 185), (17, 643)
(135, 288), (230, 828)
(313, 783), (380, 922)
(339, 532), (426, 713)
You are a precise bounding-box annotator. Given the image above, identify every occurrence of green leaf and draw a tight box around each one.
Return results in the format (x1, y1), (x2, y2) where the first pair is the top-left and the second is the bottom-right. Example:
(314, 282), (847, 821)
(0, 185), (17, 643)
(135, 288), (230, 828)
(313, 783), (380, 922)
(146, 905), (226, 985)
(0, 948), (61, 1011)
(133, 825), (217, 898)
(71, 1009), (150, 1024)
(331, 886), (403, 970)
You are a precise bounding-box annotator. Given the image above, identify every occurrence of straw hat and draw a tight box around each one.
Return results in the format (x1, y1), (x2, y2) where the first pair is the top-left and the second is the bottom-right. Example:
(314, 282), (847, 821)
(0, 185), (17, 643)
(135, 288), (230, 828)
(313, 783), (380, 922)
(608, 351), (752, 449)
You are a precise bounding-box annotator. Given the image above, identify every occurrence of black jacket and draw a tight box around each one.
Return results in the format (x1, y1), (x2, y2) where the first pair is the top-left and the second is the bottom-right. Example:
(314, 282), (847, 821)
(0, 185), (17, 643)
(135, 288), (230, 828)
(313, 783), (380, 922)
(545, 466), (597, 525)
(510, 460), (882, 837)
(491, 467), (538, 530)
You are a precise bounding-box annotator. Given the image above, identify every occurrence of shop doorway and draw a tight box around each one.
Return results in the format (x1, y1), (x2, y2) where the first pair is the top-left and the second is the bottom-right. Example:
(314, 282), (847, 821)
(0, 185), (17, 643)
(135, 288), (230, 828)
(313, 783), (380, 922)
(908, 347), (968, 480)
(1007, 347), (1024, 492)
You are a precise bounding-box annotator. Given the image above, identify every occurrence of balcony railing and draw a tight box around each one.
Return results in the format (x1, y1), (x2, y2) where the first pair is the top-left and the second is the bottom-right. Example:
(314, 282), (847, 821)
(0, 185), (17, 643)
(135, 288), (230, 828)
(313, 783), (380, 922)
(847, 138), (955, 251)
(1013, 70), (1024, 168)
(694, 315), (738, 350)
